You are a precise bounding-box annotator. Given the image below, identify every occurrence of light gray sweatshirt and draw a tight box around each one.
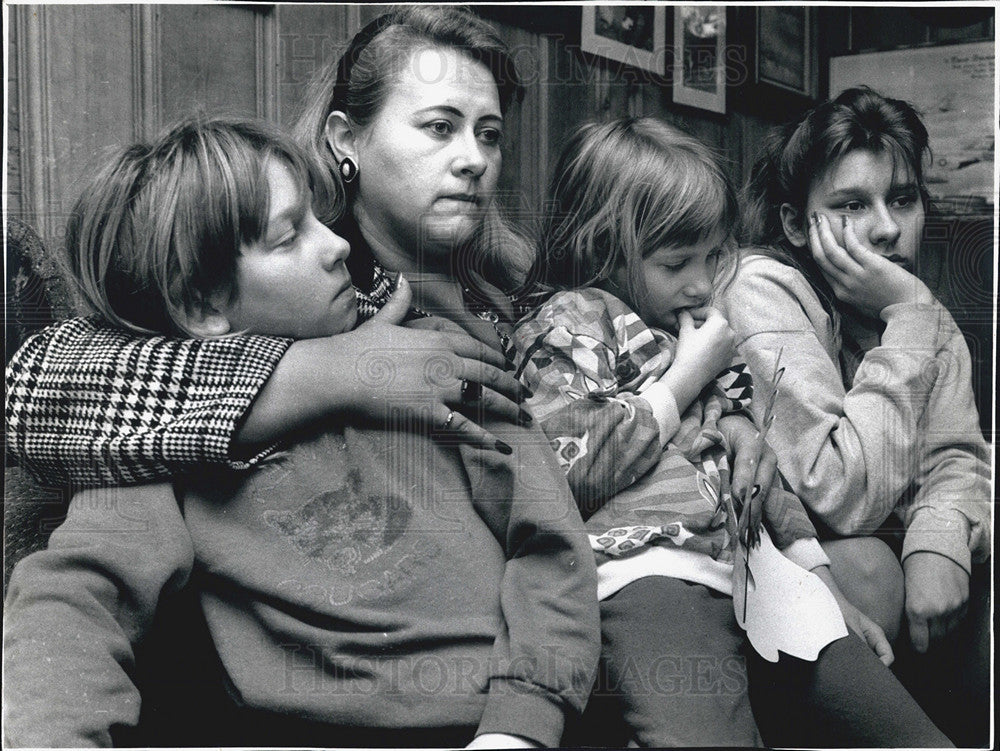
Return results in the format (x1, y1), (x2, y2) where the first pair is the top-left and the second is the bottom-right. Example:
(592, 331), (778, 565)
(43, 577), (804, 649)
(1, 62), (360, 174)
(720, 253), (990, 573)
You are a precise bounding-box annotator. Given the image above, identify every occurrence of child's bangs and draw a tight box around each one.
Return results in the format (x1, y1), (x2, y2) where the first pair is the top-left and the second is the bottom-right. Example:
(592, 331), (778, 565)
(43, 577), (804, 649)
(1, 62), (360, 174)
(639, 150), (736, 253)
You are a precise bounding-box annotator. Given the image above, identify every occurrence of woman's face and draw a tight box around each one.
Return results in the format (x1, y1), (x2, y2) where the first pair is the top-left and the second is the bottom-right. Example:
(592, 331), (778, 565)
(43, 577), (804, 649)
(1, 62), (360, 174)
(800, 148), (924, 272)
(351, 46), (503, 271)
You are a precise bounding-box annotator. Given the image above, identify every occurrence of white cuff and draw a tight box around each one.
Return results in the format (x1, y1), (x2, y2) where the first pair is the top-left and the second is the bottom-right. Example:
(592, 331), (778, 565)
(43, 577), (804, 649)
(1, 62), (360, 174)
(782, 537), (830, 571)
(640, 382), (681, 445)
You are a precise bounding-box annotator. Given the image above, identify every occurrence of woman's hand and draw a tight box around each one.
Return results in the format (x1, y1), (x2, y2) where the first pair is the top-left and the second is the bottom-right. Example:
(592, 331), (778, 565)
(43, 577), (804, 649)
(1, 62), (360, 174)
(717, 414), (776, 546)
(903, 552), (970, 653)
(812, 565), (894, 666)
(237, 276), (529, 453)
(808, 213), (934, 318)
(663, 307), (736, 413)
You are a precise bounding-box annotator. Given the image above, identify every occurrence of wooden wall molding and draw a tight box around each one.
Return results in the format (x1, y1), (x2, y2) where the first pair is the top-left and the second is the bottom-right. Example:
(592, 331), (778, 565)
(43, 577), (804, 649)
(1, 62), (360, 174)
(15, 5), (56, 241)
(256, 7), (278, 121)
(132, 5), (160, 139)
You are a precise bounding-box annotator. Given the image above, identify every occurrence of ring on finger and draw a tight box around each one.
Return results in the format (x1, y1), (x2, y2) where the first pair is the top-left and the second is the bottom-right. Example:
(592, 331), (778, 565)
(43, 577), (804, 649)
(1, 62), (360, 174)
(460, 379), (483, 404)
(442, 411), (457, 429)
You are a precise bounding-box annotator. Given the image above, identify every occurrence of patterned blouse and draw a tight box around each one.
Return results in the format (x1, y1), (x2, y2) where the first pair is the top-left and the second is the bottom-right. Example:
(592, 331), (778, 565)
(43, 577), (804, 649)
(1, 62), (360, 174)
(513, 287), (816, 562)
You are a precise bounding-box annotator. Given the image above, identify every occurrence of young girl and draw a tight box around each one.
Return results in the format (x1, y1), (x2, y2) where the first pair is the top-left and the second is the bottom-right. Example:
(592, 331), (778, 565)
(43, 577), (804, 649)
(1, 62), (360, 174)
(4, 116), (599, 748)
(725, 86), (991, 746)
(513, 117), (951, 748)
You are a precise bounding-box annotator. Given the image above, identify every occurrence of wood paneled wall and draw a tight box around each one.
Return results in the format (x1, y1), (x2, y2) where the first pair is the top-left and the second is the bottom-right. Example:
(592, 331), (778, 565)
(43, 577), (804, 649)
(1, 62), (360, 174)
(6, 4), (792, 249)
(6, 5), (994, 244)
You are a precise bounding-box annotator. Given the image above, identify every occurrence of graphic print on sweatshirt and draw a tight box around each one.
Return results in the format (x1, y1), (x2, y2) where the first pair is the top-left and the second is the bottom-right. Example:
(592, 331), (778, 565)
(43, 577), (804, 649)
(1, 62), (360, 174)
(251, 431), (414, 575)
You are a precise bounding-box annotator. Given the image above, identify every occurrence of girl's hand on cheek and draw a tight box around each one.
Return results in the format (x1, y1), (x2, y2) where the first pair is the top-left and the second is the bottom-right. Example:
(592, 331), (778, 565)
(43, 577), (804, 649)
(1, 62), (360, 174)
(808, 213), (933, 317)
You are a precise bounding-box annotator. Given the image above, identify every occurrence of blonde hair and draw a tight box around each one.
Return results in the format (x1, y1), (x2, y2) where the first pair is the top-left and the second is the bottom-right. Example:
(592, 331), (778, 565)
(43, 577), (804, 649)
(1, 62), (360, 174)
(62, 116), (326, 336)
(529, 117), (739, 313)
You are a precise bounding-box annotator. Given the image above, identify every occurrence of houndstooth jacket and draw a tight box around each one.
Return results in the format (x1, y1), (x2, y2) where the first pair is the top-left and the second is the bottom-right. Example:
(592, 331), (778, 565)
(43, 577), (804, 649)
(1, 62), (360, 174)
(4, 264), (401, 489)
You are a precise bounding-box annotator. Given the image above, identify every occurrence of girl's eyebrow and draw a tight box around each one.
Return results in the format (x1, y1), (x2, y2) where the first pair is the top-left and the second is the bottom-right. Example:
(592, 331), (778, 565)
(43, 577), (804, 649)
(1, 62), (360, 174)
(826, 181), (918, 201)
(824, 187), (870, 200)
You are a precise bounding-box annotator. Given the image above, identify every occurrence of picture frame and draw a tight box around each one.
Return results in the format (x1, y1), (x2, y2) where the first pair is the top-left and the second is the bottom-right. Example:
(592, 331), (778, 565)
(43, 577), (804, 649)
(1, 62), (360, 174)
(581, 5), (666, 76)
(755, 6), (816, 97)
(671, 5), (726, 114)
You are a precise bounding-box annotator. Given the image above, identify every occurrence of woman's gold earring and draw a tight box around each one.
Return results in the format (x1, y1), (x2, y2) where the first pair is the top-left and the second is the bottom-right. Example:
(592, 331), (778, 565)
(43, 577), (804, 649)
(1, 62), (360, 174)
(340, 157), (358, 183)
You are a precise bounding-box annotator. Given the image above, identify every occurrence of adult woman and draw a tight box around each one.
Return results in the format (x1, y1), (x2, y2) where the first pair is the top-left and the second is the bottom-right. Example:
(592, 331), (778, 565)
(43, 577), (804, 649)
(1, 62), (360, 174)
(6, 22), (536, 488)
(6, 9), (604, 748)
(6, 6), (782, 745)
(722, 86), (990, 746)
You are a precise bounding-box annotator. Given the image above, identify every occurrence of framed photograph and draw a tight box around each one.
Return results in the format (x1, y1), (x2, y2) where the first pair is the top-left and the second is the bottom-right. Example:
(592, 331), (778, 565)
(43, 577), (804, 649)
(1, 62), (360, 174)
(581, 5), (666, 75)
(671, 6), (726, 114)
(755, 6), (816, 97)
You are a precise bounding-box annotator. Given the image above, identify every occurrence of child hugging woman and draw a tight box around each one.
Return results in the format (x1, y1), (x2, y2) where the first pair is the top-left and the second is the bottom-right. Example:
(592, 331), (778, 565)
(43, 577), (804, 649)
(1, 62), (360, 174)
(512, 117), (951, 748)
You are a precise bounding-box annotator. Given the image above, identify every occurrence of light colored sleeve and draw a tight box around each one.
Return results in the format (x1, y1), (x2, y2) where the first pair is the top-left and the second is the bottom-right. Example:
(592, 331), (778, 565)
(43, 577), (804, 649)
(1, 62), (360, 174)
(721, 258), (942, 536)
(898, 311), (991, 571)
(2, 484), (194, 747)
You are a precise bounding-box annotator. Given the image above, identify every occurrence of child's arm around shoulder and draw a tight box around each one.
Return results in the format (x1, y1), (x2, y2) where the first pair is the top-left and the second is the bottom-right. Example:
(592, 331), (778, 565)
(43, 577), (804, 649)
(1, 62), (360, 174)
(3, 483), (194, 747)
(5, 315), (291, 488)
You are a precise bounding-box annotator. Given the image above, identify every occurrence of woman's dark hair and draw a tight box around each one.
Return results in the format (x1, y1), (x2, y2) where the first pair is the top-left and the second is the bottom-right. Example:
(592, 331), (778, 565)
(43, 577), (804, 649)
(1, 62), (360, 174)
(741, 86), (931, 319)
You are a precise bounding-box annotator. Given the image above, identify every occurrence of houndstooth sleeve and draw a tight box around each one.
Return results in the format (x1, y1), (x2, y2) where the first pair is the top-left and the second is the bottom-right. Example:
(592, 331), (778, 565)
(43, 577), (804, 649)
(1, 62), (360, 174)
(5, 317), (292, 487)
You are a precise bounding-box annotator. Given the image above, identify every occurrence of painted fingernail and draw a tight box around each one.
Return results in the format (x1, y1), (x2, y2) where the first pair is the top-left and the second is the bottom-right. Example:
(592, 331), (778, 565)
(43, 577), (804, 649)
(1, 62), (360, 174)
(517, 409), (533, 426)
(810, 212), (818, 227)
(841, 215), (848, 229)
(750, 484), (761, 498)
(495, 440), (513, 455)
(521, 386), (534, 400)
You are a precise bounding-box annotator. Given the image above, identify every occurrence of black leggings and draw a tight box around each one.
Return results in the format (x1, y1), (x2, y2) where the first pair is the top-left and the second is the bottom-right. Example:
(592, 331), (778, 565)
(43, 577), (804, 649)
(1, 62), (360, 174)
(594, 576), (952, 747)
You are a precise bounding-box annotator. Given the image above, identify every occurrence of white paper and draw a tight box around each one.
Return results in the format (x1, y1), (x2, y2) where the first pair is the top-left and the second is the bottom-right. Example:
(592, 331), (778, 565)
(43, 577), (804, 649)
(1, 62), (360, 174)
(733, 528), (848, 663)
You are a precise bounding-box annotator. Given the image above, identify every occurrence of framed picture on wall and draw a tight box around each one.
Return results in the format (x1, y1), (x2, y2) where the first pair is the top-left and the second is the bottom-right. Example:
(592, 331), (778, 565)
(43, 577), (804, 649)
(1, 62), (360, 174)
(755, 7), (816, 97)
(671, 5), (726, 113)
(581, 5), (666, 75)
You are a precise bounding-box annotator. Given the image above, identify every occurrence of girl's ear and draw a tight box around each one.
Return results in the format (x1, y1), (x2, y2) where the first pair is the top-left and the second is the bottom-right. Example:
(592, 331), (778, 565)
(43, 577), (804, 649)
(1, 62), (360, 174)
(324, 111), (358, 165)
(179, 289), (233, 338)
(780, 203), (808, 248)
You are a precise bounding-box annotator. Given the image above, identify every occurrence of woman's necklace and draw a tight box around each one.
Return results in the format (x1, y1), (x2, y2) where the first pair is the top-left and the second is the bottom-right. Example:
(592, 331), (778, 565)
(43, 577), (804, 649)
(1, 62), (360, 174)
(358, 258), (514, 357)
